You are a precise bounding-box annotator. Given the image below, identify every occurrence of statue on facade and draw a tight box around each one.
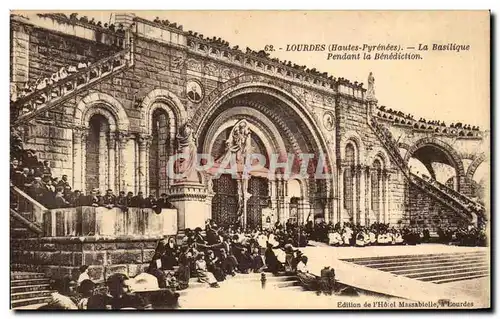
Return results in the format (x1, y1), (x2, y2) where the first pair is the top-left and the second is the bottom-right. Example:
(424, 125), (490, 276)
(174, 122), (199, 183)
(367, 71), (377, 102)
(217, 119), (253, 165)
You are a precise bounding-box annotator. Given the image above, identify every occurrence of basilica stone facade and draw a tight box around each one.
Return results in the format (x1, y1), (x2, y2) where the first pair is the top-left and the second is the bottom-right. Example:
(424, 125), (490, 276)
(10, 13), (488, 235)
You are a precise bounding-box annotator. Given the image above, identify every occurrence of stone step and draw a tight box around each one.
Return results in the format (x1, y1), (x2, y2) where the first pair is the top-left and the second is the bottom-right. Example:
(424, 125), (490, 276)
(369, 257), (487, 272)
(11, 278), (51, 287)
(359, 255), (486, 269)
(11, 272), (47, 281)
(341, 251), (486, 263)
(11, 284), (51, 294)
(11, 289), (52, 301)
(345, 252), (487, 266)
(417, 269), (489, 283)
(403, 265), (489, 279)
(12, 302), (48, 310)
(435, 273), (489, 284)
(274, 280), (301, 288)
(389, 261), (489, 275)
(11, 296), (53, 309)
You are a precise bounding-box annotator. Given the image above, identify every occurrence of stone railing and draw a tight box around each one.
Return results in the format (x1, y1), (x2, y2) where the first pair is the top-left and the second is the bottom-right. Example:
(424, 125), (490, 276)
(10, 185), (48, 226)
(420, 174), (485, 215)
(369, 117), (410, 177)
(12, 44), (134, 126)
(43, 206), (178, 238)
(369, 117), (485, 221)
(375, 108), (482, 138)
(409, 173), (477, 220)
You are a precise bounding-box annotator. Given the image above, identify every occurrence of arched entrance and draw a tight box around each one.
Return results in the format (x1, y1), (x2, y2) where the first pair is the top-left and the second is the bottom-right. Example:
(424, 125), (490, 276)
(192, 82), (335, 223)
(405, 138), (466, 191)
(86, 114), (110, 193)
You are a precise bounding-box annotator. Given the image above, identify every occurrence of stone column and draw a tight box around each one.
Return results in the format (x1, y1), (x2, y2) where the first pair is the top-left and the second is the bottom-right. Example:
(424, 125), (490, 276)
(384, 171), (390, 224)
(117, 131), (130, 192)
(72, 128), (84, 192)
(80, 131), (88, 193)
(352, 166), (358, 225)
(108, 132), (116, 192)
(338, 166), (344, 225)
(169, 182), (207, 233)
(357, 166), (366, 226)
(365, 167), (372, 225)
(137, 134), (152, 194)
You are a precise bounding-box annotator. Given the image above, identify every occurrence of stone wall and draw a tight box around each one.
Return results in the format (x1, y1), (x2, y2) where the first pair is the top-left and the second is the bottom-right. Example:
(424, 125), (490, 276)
(11, 236), (162, 282)
(407, 183), (460, 231)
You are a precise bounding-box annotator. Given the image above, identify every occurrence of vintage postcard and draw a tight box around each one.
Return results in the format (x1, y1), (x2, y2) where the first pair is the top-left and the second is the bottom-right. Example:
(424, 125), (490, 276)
(9, 10), (490, 310)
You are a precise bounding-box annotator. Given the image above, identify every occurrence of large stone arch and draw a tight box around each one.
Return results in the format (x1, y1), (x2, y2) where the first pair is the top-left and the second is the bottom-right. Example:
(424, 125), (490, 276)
(404, 136), (466, 189)
(193, 80), (335, 222)
(192, 81), (333, 176)
(201, 106), (286, 159)
(74, 92), (129, 131)
(140, 88), (187, 135)
(466, 153), (487, 181)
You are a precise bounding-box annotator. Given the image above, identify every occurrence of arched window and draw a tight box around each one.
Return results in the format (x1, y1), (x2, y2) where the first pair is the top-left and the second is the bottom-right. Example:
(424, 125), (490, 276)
(149, 108), (170, 197)
(371, 159), (382, 222)
(86, 114), (109, 193)
(343, 143), (356, 218)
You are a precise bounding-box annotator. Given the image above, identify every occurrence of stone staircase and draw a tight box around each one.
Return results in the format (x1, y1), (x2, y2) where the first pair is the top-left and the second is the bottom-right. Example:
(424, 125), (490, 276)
(341, 250), (488, 284)
(369, 117), (486, 221)
(11, 272), (54, 309)
(11, 40), (134, 126)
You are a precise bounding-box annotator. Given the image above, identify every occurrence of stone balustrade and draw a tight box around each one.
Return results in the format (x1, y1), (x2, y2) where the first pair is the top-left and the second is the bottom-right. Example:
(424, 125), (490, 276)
(43, 206), (177, 238)
(12, 47), (132, 125)
(375, 108), (482, 138)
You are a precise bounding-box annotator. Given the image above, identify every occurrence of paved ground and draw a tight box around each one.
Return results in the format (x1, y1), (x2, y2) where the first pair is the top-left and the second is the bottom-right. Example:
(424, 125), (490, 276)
(177, 244), (490, 309)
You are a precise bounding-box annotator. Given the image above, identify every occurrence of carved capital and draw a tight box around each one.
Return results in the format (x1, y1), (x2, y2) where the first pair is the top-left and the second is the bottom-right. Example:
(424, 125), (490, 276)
(137, 133), (153, 149)
(116, 131), (130, 147)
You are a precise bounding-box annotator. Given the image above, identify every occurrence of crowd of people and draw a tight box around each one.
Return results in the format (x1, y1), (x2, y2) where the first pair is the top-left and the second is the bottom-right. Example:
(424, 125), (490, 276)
(377, 106), (480, 132)
(437, 226), (487, 247)
(306, 221), (423, 246)
(40, 219), (345, 309)
(12, 53), (125, 105)
(10, 155), (174, 211)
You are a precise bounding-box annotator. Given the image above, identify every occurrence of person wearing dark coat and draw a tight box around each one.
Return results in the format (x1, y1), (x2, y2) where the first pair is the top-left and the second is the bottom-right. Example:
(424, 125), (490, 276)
(54, 188), (70, 208)
(206, 250), (225, 282)
(71, 190), (83, 207)
(57, 175), (72, 198)
(131, 192), (146, 208)
(237, 247), (253, 274)
(158, 193), (174, 209)
(100, 189), (117, 209)
(264, 242), (281, 274)
(144, 194), (158, 209)
(84, 189), (100, 207)
(116, 191), (127, 211)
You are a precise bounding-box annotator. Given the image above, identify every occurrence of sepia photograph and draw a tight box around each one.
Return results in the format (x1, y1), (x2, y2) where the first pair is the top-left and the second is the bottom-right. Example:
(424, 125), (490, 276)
(8, 10), (490, 310)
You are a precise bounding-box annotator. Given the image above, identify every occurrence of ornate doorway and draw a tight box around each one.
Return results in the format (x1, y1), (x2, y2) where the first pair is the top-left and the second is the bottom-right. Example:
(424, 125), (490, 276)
(247, 177), (269, 229)
(212, 174), (239, 227)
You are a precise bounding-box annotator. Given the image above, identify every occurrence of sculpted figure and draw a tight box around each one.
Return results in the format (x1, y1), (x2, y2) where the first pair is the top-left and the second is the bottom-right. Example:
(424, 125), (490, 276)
(367, 71), (376, 100)
(218, 120), (253, 165)
(175, 123), (199, 182)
